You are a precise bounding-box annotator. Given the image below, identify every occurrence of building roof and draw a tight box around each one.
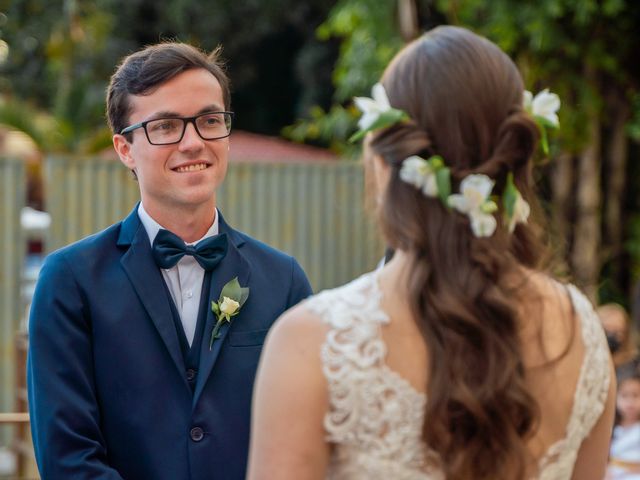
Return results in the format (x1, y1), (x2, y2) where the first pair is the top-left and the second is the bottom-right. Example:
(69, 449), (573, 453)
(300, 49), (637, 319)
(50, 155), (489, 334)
(229, 130), (338, 163)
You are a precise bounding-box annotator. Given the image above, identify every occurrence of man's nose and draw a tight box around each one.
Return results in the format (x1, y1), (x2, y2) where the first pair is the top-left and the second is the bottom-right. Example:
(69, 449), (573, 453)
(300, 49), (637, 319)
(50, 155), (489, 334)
(178, 120), (204, 149)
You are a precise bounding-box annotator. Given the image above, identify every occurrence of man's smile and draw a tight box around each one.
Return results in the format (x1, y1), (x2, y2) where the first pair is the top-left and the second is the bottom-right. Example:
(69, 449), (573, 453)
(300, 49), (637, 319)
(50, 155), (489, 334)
(173, 162), (210, 173)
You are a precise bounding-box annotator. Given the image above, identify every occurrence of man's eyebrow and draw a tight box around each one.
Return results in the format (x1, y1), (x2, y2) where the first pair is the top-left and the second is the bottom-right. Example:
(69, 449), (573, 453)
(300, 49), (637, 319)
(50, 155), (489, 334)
(197, 104), (226, 114)
(142, 105), (226, 122)
(143, 110), (180, 122)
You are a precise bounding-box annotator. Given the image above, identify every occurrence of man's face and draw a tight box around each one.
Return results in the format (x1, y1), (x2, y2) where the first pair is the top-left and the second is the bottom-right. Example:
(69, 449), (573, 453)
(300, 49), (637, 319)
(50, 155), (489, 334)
(113, 68), (229, 217)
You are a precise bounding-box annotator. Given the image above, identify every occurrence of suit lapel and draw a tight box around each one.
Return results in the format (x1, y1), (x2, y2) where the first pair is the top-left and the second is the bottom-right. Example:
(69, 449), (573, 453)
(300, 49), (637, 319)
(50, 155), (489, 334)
(118, 208), (188, 388)
(193, 214), (251, 406)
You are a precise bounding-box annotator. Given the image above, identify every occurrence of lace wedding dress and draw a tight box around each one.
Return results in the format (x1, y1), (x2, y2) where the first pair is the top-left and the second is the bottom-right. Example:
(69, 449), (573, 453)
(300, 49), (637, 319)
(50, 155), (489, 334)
(305, 271), (611, 480)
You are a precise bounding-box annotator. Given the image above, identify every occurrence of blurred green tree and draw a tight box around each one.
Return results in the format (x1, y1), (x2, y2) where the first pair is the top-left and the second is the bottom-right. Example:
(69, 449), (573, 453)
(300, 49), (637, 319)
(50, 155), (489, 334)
(0, 0), (114, 152)
(284, 0), (409, 155)
(289, 0), (640, 303)
(0, 0), (338, 143)
(435, 0), (640, 302)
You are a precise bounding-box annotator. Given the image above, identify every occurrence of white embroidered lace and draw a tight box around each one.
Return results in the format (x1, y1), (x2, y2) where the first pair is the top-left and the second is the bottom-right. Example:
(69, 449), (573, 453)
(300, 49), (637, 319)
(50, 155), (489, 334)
(305, 271), (610, 480)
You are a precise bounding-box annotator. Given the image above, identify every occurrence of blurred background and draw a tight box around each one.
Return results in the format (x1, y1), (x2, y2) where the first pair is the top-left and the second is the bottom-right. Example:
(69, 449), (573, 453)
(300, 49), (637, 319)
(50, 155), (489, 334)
(1, 0), (639, 477)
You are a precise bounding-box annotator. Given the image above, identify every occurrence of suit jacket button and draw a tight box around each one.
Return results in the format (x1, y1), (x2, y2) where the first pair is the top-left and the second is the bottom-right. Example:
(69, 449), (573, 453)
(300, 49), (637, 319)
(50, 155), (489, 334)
(190, 427), (204, 442)
(186, 368), (197, 381)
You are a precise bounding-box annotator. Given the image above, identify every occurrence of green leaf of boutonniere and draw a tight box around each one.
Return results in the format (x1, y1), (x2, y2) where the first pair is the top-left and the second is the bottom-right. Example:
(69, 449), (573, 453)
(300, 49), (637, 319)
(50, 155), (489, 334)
(209, 277), (250, 350)
(219, 277), (250, 306)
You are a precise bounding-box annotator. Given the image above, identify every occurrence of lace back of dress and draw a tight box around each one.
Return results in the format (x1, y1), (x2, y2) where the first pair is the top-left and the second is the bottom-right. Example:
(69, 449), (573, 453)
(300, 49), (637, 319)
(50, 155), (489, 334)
(535, 285), (611, 479)
(306, 273), (439, 479)
(305, 274), (610, 480)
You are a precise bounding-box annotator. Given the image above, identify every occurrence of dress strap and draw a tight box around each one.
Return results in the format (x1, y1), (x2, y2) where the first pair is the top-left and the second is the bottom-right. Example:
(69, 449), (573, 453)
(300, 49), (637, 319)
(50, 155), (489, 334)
(537, 284), (611, 478)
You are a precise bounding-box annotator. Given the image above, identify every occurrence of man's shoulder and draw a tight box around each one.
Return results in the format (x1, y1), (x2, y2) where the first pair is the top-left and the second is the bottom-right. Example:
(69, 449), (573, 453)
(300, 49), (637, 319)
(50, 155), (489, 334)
(230, 227), (311, 286)
(231, 227), (312, 302)
(232, 228), (295, 265)
(46, 221), (124, 265)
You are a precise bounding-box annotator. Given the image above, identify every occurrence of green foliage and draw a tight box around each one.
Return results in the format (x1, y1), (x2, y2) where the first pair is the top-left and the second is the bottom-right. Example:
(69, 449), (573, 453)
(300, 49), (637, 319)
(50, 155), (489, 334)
(286, 0), (639, 154)
(283, 104), (360, 156)
(317, 0), (402, 102)
(434, 0), (640, 302)
(0, 0), (337, 148)
(0, 97), (57, 150)
(283, 0), (403, 151)
(435, 0), (640, 152)
(285, 0), (640, 304)
(0, 0), (116, 152)
(628, 94), (640, 142)
(0, 94), (113, 153)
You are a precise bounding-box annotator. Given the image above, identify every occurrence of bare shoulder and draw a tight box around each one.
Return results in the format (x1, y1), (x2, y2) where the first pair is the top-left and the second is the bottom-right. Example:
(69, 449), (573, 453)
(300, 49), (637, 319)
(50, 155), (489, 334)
(517, 270), (581, 366)
(257, 299), (332, 389)
(265, 300), (330, 355)
(524, 269), (574, 312)
(249, 300), (333, 480)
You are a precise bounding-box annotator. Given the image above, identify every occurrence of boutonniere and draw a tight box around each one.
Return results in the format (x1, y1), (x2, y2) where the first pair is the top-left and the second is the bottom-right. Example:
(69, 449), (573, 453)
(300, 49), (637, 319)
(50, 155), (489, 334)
(209, 277), (249, 350)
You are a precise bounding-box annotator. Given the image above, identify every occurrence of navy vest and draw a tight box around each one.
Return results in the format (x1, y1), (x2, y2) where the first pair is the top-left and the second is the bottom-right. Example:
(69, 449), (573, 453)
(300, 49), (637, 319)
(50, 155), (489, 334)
(162, 272), (212, 394)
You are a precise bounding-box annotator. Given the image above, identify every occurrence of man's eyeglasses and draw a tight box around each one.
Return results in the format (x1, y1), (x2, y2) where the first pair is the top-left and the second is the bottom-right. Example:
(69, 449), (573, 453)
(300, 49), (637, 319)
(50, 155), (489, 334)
(120, 111), (234, 145)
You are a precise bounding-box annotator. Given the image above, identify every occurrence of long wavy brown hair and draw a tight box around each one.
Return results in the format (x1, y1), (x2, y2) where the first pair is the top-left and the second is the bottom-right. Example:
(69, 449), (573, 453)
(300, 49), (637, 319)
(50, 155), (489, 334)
(369, 26), (546, 479)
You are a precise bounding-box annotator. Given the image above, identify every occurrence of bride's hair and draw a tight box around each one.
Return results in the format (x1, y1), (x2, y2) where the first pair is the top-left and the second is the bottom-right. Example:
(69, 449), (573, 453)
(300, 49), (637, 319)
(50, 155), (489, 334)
(369, 26), (545, 479)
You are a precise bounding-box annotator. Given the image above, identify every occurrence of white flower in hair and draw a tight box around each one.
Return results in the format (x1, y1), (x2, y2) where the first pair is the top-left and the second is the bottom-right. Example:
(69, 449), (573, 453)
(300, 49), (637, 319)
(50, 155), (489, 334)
(399, 156), (439, 197)
(523, 89), (560, 128)
(448, 174), (498, 238)
(350, 83), (409, 142)
(354, 83), (392, 130)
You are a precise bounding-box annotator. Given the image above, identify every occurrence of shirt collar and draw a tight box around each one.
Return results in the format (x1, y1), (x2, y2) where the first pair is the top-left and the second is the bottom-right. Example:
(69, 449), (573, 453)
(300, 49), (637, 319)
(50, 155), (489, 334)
(137, 203), (219, 246)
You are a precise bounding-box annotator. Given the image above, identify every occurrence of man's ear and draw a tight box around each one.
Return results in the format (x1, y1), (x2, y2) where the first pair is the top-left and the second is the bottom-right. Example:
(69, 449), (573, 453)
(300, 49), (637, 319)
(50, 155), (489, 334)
(113, 134), (135, 170)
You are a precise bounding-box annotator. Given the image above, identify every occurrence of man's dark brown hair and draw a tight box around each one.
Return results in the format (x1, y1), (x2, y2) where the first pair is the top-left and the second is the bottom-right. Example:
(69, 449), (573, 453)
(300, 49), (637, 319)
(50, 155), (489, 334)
(106, 42), (230, 140)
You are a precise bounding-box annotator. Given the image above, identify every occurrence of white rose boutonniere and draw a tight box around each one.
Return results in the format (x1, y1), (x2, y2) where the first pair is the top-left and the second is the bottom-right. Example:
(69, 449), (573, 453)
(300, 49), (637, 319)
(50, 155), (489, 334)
(219, 296), (240, 315)
(210, 277), (249, 350)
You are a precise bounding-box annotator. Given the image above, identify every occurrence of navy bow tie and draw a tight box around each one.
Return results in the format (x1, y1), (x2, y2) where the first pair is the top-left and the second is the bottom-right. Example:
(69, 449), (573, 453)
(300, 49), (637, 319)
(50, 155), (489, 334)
(152, 229), (228, 271)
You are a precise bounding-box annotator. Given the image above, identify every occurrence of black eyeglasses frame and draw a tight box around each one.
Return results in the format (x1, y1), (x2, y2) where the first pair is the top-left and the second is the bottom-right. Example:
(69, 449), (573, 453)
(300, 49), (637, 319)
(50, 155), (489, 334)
(119, 111), (235, 145)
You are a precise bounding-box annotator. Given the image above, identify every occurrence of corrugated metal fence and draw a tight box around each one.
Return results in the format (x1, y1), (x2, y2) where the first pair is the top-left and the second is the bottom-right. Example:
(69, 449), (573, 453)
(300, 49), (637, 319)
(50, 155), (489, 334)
(46, 156), (141, 251)
(45, 157), (384, 291)
(0, 157), (25, 425)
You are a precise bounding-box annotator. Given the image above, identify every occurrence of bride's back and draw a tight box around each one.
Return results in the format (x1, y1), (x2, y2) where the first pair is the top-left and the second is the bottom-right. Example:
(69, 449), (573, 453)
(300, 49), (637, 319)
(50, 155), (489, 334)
(356, 26), (615, 478)
(377, 263), (598, 476)
(248, 25), (615, 480)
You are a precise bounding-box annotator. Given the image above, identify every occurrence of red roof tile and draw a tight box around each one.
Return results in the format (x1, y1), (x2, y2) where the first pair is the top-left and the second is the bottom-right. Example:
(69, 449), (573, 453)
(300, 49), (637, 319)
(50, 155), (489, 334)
(229, 130), (338, 163)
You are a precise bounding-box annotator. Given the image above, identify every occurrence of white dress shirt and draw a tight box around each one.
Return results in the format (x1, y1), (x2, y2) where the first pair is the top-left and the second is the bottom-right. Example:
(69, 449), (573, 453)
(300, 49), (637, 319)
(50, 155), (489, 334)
(138, 204), (219, 346)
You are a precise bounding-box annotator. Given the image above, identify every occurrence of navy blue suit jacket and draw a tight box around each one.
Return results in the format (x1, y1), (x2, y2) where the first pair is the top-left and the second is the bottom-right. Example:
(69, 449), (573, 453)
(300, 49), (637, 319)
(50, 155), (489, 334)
(27, 207), (312, 479)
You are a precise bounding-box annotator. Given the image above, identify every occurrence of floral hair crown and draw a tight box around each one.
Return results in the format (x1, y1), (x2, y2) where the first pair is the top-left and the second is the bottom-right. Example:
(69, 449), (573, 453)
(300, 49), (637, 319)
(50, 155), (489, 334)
(352, 83), (560, 238)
